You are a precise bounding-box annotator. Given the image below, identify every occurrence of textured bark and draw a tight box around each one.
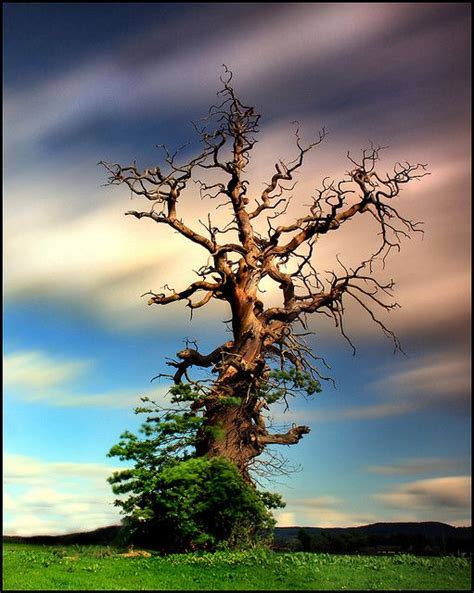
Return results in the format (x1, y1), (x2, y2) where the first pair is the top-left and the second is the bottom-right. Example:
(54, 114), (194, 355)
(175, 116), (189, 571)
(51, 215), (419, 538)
(102, 69), (427, 482)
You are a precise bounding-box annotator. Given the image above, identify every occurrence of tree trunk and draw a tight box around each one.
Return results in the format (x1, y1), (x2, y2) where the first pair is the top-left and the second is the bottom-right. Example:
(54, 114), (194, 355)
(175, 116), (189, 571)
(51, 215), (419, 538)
(197, 402), (260, 481)
(197, 281), (266, 480)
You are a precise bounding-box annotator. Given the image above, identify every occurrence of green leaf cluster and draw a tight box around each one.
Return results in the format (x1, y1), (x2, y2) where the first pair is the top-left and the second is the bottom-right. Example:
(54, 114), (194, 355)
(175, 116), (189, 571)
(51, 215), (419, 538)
(107, 393), (284, 552)
(257, 369), (322, 403)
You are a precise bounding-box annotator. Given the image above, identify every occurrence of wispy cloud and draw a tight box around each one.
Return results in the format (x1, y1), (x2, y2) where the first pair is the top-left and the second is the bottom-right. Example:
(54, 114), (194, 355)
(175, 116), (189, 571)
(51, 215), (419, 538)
(271, 350), (470, 425)
(370, 353), (471, 412)
(4, 349), (169, 408)
(275, 495), (375, 528)
(4, 350), (90, 389)
(365, 457), (469, 476)
(3, 2), (469, 349)
(17, 387), (168, 409)
(3, 454), (125, 536)
(373, 476), (471, 512)
(4, 454), (123, 485)
(3, 4), (409, 152)
(3, 179), (218, 330)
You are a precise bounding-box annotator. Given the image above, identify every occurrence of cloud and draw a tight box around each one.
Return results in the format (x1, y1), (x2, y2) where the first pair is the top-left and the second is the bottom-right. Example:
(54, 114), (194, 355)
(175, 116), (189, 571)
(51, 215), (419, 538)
(3, 1), (469, 330)
(3, 454), (125, 536)
(275, 478), (471, 529)
(4, 350), (90, 389)
(3, 28), (470, 341)
(365, 457), (469, 476)
(275, 512), (297, 528)
(275, 495), (375, 529)
(4, 120), (469, 341)
(3, 4), (410, 152)
(4, 454), (122, 486)
(315, 402), (417, 422)
(271, 349), (470, 425)
(8, 383), (169, 409)
(17, 387), (168, 409)
(4, 349), (170, 408)
(3, 174), (223, 330)
(374, 476), (471, 511)
(370, 353), (471, 412)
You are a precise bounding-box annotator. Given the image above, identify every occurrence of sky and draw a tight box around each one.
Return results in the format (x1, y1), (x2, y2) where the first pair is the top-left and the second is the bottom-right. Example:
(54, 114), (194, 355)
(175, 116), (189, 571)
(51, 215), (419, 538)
(3, 2), (471, 536)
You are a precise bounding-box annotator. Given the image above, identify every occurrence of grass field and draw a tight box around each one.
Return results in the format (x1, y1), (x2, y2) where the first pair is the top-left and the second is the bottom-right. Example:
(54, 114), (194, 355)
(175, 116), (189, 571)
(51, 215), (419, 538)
(2, 543), (471, 590)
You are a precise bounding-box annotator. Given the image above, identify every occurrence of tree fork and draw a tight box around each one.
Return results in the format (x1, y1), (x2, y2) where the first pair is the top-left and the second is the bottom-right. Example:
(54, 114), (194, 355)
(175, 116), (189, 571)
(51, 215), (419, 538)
(102, 70), (427, 483)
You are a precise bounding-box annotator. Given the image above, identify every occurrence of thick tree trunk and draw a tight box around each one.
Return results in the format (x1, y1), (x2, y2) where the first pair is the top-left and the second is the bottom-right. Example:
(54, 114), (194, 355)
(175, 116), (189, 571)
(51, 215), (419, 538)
(196, 282), (266, 480)
(196, 275), (310, 481)
(196, 403), (260, 481)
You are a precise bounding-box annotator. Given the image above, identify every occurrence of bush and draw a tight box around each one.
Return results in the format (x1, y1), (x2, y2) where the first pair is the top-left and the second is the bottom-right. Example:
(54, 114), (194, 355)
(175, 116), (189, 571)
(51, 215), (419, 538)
(114, 456), (282, 552)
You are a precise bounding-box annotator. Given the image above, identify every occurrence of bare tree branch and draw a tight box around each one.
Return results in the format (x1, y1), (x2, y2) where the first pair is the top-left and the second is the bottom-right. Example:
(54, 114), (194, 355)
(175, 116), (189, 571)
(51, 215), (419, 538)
(102, 70), (427, 482)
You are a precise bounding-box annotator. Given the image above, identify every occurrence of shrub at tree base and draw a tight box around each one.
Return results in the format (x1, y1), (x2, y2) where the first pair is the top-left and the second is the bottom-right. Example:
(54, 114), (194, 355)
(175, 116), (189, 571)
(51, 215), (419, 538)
(111, 456), (283, 552)
(104, 69), (428, 553)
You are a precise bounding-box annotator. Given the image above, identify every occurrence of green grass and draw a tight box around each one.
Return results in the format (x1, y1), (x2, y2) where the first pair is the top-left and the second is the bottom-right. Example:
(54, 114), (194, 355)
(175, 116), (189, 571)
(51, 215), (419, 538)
(2, 543), (471, 590)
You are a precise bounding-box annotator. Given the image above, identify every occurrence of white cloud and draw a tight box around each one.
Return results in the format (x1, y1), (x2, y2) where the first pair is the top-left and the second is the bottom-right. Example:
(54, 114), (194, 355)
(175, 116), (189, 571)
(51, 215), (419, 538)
(3, 493), (17, 512)
(4, 350), (90, 390)
(374, 476), (471, 511)
(276, 494), (375, 529)
(4, 349), (170, 408)
(275, 512), (297, 527)
(3, 454), (123, 487)
(8, 384), (169, 409)
(3, 454), (126, 536)
(276, 478), (472, 529)
(25, 387), (168, 409)
(3, 176), (222, 330)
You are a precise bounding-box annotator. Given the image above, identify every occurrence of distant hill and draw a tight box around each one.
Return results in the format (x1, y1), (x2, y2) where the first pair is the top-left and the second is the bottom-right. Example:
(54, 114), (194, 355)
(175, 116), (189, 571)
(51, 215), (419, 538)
(273, 522), (471, 555)
(3, 525), (122, 546)
(4, 522), (471, 555)
(274, 522), (471, 543)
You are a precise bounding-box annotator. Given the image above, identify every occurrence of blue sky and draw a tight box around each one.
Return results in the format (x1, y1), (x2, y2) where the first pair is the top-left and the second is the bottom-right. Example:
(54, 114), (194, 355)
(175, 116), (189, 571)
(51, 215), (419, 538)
(3, 2), (471, 535)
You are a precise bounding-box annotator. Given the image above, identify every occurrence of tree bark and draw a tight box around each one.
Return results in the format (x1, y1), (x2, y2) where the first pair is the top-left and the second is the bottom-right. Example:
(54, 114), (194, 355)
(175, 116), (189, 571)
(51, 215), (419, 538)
(102, 71), (426, 483)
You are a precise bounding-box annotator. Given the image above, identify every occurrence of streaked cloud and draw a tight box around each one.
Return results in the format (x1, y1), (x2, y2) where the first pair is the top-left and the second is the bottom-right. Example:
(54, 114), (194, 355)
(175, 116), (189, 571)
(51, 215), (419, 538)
(3, 177), (220, 330)
(3, 454), (124, 536)
(271, 350), (470, 425)
(3, 3), (469, 346)
(14, 387), (168, 409)
(4, 350), (90, 389)
(3, 4), (409, 152)
(365, 457), (469, 476)
(272, 401), (415, 425)
(4, 349), (169, 408)
(370, 353), (470, 412)
(275, 495), (375, 529)
(4, 454), (122, 486)
(374, 476), (471, 511)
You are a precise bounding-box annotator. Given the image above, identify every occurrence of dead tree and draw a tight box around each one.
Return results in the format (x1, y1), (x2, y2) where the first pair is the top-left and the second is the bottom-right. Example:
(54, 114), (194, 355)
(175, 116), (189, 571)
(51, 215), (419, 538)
(101, 69), (428, 482)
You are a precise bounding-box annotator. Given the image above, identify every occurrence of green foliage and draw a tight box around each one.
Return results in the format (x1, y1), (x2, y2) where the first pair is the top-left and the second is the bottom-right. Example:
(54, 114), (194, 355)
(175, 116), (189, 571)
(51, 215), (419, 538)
(4, 543), (472, 591)
(110, 455), (281, 552)
(257, 369), (322, 404)
(108, 393), (284, 552)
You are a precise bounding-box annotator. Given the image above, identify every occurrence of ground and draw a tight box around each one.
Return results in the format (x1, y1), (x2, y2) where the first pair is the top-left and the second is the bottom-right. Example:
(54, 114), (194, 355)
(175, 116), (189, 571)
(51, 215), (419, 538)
(2, 543), (471, 591)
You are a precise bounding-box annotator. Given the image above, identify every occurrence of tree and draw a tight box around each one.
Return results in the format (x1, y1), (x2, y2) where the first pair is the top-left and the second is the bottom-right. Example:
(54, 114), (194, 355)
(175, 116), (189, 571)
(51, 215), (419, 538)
(103, 69), (427, 542)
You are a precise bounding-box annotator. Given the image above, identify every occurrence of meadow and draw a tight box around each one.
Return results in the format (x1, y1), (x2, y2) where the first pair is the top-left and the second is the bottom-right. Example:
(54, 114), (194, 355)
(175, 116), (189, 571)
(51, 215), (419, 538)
(2, 543), (471, 590)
